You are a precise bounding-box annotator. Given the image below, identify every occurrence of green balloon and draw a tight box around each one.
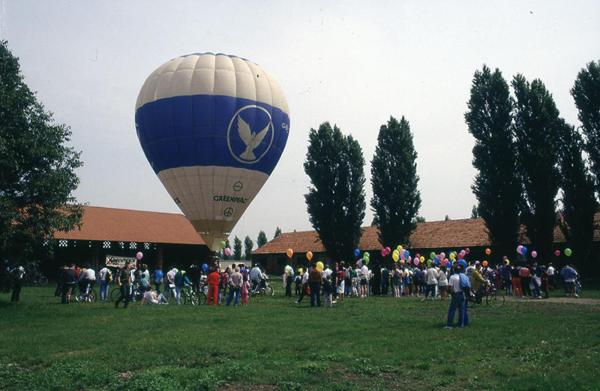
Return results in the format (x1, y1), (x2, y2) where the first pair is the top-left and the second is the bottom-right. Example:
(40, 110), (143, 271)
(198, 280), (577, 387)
(429, 252), (436, 260)
(564, 248), (572, 257)
(220, 240), (226, 249)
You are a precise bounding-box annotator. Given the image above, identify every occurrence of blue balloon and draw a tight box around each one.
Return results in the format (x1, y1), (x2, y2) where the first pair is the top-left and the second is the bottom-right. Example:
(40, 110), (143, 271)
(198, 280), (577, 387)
(521, 246), (528, 255)
(403, 250), (410, 259)
(202, 263), (209, 272)
(458, 259), (468, 268)
(354, 248), (361, 257)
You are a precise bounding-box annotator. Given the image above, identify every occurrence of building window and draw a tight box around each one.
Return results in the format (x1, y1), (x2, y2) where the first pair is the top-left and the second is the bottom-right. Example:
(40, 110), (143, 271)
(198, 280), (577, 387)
(103, 241), (111, 249)
(58, 240), (68, 248)
(144, 242), (150, 250)
(119, 242), (124, 249)
(129, 242), (137, 250)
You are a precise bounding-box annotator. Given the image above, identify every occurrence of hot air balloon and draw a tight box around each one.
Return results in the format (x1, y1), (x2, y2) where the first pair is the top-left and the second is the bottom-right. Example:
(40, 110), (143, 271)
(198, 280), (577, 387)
(135, 53), (290, 251)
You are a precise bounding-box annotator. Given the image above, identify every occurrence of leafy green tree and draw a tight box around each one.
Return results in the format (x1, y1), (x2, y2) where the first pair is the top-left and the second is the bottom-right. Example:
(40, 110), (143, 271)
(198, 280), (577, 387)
(370, 116), (421, 247)
(257, 230), (268, 248)
(572, 60), (600, 196)
(273, 227), (282, 239)
(465, 66), (521, 258)
(304, 122), (366, 262)
(0, 40), (82, 261)
(233, 236), (242, 260)
(414, 216), (426, 223)
(243, 236), (254, 260)
(557, 121), (598, 273)
(512, 74), (562, 258)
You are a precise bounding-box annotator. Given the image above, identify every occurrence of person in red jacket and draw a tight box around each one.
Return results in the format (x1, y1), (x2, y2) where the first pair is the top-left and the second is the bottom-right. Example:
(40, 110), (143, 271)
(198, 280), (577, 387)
(207, 266), (220, 305)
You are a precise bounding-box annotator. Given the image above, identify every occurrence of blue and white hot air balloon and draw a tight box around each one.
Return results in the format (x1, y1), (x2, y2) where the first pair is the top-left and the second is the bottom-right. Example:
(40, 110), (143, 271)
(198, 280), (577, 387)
(135, 53), (289, 251)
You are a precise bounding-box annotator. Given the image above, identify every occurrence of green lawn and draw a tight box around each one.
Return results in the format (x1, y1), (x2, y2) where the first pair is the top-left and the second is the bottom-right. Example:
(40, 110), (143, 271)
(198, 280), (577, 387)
(1, 286), (599, 391)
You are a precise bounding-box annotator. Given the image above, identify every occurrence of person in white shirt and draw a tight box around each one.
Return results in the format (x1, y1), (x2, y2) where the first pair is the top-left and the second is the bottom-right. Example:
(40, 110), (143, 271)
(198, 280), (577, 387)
(425, 266), (438, 300)
(360, 265), (369, 298)
(546, 263), (556, 288)
(165, 268), (177, 299)
(80, 267), (96, 296)
(437, 266), (449, 299)
(98, 265), (110, 301)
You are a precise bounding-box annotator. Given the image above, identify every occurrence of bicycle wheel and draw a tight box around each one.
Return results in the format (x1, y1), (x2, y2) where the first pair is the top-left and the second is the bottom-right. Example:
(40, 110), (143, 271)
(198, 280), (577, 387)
(110, 287), (120, 302)
(88, 289), (98, 303)
(184, 290), (198, 306)
(485, 290), (496, 306)
(266, 285), (274, 296)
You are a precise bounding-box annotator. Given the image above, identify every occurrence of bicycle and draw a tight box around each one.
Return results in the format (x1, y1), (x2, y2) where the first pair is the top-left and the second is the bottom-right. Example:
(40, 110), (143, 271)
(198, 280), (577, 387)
(181, 285), (198, 305)
(73, 284), (98, 303)
(250, 278), (274, 298)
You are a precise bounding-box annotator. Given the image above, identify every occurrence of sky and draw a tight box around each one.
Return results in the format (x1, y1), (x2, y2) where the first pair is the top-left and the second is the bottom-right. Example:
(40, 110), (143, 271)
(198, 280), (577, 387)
(2, 1), (600, 248)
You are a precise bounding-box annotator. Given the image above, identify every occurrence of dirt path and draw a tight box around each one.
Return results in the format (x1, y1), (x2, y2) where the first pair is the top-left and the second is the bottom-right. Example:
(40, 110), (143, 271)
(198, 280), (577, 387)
(505, 296), (600, 305)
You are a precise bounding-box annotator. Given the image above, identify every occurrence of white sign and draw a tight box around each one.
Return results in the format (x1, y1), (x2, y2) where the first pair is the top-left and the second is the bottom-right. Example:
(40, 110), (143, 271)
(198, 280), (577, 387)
(105, 255), (135, 268)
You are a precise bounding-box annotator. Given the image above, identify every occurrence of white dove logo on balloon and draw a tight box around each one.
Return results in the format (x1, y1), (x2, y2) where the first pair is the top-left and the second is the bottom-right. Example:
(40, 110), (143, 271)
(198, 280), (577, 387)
(227, 105), (274, 163)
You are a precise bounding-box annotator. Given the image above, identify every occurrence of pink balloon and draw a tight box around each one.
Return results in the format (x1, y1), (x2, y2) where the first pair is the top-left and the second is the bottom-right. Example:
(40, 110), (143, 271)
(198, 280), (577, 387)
(136, 251), (143, 260)
(459, 250), (466, 259)
(381, 249), (387, 257)
(554, 250), (561, 257)
(224, 248), (232, 256)
(517, 245), (523, 254)
(531, 250), (537, 258)
(465, 248), (471, 254)
(413, 258), (419, 266)
(440, 252), (446, 261)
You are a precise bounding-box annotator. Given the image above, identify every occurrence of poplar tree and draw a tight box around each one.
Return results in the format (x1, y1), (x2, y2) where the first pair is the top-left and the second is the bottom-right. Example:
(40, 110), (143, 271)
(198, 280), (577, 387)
(370, 116), (421, 247)
(257, 231), (268, 248)
(233, 236), (242, 260)
(571, 60), (600, 196)
(465, 66), (521, 258)
(243, 236), (254, 260)
(304, 122), (366, 262)
(557, 121), (598, 273)
(512, 75), (562, 258)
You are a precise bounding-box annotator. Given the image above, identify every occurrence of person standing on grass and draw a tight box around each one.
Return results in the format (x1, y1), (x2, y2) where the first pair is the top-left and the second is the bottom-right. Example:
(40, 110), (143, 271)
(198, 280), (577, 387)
(359, 263), (369, 298)
(424, 264), (438, 300)
(344, 266), (352, 297)
(296, 267), (310, 304)
(165, 267), (177, 300)
(152, 266), (163, 295)
(445, 264), (470, 328)
(511, 263), (522, 297)
(241, 276), (250, 306)
(470, 263), (486, 304)
(219, 266), (230, 304)
(226, 267), (243, 306)
(540, 266), (550, 299)
(206, 266), (220, 305)
(336, 266), (346, 302)
(437, 266), (448, 300)
(174, 268), (190, 305)
(294, 268), (303, 297)
(284, 264), (294, 298)
(115, 262), (132, 308)
(61, 263), (77, 304)
(501, 259), (512, 295)
(98, 264), (111, 301)
(309, 264), (322, 307)
(10, 265), (25, 302)
(519, 265), (532, 298)
(323, 274), (334, 307)
(546, 263), (556, 289)
(55, 265), (66, 297)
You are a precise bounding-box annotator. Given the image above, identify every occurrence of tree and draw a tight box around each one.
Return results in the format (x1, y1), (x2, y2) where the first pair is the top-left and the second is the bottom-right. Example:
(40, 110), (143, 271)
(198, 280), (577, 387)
(557, 121), (598, 274)
(572, 60), (600, 197)
(0, 40), (82, 261)
(273, 227), (282, 239)
(444, 215), (450, 221)
(257, 230), (268, 248)
(512, 74), (562, 259)
(304, 122), (366, 262)
(233, 236), (242, 260)
(465, 66), (521, 258)
(370, 116), (421, 247)
(243, 236), (254, 260)
(470, 205), (480, 219)
(414, 216), (426, 223)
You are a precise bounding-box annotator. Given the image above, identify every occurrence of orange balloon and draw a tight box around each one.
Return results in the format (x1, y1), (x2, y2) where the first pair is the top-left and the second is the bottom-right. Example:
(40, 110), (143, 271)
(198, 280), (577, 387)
(482, 260), (489, 267)
(306, 251), (313, 261)
(286, 248), (294, 258)
(485, 248), (491, 256)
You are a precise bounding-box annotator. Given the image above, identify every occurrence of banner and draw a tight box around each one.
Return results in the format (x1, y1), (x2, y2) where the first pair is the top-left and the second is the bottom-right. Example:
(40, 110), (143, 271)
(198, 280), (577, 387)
(105, 255), (136, 268)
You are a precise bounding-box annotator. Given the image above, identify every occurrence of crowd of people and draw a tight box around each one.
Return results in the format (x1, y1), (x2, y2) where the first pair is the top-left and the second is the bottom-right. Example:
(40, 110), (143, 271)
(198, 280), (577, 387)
(53, 260), (271, 308)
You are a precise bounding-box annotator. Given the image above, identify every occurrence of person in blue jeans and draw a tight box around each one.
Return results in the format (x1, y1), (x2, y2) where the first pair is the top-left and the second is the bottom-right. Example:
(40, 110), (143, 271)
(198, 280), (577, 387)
(446, 264), (470, 328)
(308, 265), (322, 307)
(226, 267), (243, 306)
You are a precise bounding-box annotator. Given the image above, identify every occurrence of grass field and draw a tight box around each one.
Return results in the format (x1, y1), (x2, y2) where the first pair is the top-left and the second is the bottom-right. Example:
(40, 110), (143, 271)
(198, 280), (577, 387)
(1, 285), (600, 391)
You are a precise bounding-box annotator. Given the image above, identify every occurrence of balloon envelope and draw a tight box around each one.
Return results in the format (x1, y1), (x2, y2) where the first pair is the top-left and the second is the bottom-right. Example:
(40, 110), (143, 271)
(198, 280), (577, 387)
(135, 53), (290, 251)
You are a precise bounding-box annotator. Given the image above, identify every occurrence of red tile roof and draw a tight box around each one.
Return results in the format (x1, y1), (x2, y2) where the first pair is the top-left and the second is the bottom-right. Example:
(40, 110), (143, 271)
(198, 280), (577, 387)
(253, 214), (600, 254)
(53, 206), (205, 245)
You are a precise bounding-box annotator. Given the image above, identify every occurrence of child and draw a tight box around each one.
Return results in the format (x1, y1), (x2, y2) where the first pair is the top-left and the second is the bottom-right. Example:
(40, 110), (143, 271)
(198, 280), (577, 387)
(323, 275), (333, 307)
(295, 268), (303, 297)
(241, 278), (250, 305)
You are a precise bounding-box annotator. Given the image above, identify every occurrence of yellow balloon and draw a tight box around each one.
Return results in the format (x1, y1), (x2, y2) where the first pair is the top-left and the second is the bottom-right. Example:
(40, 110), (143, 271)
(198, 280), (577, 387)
(392, 252), (399, 262)
(316, 261), (324, 272)
(420, 256), (425, 263)
(298, 268), (303, 275)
